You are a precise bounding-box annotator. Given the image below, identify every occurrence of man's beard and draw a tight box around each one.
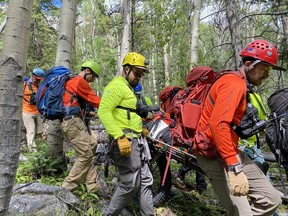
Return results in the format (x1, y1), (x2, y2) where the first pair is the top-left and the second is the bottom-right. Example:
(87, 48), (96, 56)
(129, 79), (139, 88)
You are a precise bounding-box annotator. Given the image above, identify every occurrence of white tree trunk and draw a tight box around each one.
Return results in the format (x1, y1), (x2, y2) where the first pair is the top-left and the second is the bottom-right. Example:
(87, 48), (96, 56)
(151, 52), (157, 103)
(55, 0), (77, 69)
(118, 0), (131, 73)
(0, 0), (33, 214)
(190, 0), (202, 66)
(163, 43), (169, 86)
(47, 0), (77, 165)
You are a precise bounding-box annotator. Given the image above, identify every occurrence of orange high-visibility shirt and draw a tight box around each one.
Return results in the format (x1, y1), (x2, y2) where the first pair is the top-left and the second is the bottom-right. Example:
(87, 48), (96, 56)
(197, 73), (247, 165)
(22, 82), (40, 114)
(63, 76), (101, 111)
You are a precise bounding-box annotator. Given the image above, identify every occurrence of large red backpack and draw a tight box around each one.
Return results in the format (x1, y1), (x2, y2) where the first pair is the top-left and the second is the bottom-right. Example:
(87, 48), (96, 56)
(160, 66), (235, 147)
(159, 86), (184, 119)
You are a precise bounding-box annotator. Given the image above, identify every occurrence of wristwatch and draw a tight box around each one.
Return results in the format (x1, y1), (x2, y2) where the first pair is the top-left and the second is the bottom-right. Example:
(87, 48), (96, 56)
(228, 163), (243, 174)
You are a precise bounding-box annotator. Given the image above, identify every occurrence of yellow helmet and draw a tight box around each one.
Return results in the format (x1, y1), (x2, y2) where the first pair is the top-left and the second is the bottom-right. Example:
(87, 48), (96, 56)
(122, 52), (149, 73)
(81, 60), (100, 76)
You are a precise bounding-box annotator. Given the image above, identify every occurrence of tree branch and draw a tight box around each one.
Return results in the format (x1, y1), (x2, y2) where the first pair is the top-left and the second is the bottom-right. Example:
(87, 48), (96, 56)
(238, 11), (288, 24)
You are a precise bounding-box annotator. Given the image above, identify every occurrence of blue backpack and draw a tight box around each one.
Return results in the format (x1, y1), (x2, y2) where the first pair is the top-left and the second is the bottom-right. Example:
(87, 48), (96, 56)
(36, 66), (75, 120)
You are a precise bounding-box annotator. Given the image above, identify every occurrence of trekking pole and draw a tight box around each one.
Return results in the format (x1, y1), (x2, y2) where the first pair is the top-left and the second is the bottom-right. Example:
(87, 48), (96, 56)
(148, 136), (197, 159)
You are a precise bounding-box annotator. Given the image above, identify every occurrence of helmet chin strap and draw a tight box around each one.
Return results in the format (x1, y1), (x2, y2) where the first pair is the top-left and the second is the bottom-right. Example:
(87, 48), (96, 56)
(248, 60), (261, 72)
(243, 59), (261, 73)
(84, 72), (88, 80)
(124, 67), (132, 80)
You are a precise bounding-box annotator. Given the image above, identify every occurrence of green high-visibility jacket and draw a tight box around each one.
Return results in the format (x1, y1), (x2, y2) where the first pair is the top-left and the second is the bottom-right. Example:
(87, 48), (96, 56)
(98, 76), (142, 139)
(239, 92), (266, 148)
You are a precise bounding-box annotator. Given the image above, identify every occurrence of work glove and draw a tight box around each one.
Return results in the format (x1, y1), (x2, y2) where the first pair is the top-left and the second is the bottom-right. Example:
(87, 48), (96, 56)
(227, 171), (249, 196)
(117, 135), (131, 156)
(142, 126), (150, 137)
(88, 111), (98, 118)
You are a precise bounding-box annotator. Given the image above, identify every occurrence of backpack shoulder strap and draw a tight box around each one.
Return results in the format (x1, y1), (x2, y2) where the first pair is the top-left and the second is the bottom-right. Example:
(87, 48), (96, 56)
(141, 95), (147, 105)
(27, 82), (34, 93)
(23, 82), (31, 102)
(64, 74), (78, 104)
(115, 82), (138, 120)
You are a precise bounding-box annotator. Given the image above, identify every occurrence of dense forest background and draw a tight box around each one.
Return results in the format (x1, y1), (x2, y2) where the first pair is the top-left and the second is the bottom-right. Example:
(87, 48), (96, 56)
(1, 0), (287, 104)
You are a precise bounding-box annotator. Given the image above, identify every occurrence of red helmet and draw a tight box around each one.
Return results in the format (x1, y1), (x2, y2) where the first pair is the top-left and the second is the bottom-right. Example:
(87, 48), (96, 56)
(240, 39), (285, 71)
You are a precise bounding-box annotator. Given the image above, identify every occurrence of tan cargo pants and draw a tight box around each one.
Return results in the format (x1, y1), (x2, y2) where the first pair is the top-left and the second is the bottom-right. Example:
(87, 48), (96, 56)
(22, 111), (43, 151)
(196, 151), (281, 216)
(61, 116), (99, 192)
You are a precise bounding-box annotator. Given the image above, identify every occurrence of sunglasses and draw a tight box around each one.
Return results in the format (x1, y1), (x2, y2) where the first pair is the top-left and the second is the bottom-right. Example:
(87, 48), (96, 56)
(88, 69), (98, 79)
(131, 67), (145, 78)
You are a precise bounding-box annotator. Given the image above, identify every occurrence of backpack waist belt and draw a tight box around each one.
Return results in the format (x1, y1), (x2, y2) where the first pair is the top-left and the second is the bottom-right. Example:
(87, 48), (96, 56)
(61, 115), (81, 122)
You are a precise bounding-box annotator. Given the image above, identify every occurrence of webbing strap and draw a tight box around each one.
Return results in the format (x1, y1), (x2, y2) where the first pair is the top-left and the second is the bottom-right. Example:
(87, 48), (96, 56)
(27, 83), (34, 93)
(161, 140), (173, 187)
(116, 105), (136, 120)
(65, 88), (77, 104)
(23, 83), (34, 103)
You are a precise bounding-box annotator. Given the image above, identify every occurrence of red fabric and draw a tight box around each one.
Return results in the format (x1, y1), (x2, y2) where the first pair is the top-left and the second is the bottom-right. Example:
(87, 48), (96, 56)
(63, 76), (100, 109)
(185, 66), (215, 87)
(159, 86), (183, 117)
(194, 73), (246, 165)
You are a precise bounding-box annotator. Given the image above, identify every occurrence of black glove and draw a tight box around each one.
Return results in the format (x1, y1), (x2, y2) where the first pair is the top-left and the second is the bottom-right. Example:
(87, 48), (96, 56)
(136, 104), (160, 118)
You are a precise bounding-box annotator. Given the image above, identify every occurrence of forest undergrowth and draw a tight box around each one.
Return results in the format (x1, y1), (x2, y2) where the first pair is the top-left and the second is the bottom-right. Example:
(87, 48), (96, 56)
(15, 139), (288, 216)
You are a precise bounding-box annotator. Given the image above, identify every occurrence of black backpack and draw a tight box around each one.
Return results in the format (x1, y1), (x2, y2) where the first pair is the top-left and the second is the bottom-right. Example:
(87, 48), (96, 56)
(266, 88), (288, 169)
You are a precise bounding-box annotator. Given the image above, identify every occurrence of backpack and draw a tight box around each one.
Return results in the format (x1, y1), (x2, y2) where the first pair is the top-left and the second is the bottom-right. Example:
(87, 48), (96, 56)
(160, 66), (236, 147)
(266, 88), (288, 168)
(159, 86), (184, 118)
(23, 82), (37, 105)
(36, 66), (75, 120)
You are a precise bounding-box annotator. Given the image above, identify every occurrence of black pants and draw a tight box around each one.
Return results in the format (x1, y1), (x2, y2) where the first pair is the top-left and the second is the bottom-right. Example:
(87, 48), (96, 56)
(178, 165), (207, 191)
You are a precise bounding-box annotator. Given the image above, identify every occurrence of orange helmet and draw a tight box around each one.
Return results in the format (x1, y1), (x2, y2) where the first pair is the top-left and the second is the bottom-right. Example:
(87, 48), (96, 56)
(240, 39), (285, 71)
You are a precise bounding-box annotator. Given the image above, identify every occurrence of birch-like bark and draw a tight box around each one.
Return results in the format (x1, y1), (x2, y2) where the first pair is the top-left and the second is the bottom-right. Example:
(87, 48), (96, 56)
(190, 0), (202, 66)
(163, 44), (169, 86)
(225, 0), (241, 69)
(118, 0), (131, 73)
(151, 52), (157, 103)
(47, 0), (77, 165)
(55, 0), (77, 68)
(0, 0), (33, 214)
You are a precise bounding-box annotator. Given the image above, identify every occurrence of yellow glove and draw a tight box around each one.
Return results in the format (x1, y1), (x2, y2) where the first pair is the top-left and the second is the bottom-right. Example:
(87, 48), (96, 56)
(142, 126), (150, 137)
(228, 170), (249, 196)
(117, 135), (131, 156)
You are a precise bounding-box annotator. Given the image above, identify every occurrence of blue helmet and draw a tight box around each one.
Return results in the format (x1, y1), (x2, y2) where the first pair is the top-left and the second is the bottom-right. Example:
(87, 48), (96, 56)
(23, 76), (29, 82)
(133, 82), (143, 93)
(32, 68), (45, 79)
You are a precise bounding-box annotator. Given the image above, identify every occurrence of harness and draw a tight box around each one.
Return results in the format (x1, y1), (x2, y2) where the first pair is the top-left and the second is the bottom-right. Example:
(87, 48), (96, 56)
(115, 105), (136, 120)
